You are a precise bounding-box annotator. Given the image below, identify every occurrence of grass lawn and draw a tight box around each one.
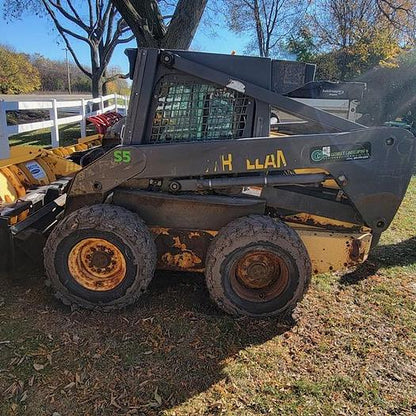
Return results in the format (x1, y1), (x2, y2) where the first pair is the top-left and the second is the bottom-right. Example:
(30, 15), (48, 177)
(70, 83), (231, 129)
(9, 123), (97, 148)
(0, 179), (415, 415)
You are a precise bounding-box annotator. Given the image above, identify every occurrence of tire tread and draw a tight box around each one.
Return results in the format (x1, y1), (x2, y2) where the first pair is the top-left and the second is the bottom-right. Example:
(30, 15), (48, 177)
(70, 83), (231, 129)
(44, 204), (156, 311)
(205, 215), (311, 317)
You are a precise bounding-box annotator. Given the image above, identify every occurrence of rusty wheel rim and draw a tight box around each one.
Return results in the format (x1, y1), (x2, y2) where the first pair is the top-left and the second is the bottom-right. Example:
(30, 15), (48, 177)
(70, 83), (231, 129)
(68, 238), (127, 291)
(231, 250), (289, 302)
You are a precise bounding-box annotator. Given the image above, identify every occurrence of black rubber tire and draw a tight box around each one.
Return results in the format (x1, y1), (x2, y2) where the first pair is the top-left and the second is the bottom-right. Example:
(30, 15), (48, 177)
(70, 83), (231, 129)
(44, 204), (156, 311)
(205, 215), (311, 318)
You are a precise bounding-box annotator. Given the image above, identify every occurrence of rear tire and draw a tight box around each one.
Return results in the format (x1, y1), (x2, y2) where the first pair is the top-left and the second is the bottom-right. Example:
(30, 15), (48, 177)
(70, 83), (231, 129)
(205, 215), (311, 318)
(44, 204), (156, 310)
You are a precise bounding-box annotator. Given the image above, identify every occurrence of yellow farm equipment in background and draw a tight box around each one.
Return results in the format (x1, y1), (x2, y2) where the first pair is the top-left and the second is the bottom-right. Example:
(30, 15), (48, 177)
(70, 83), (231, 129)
(0, 135), (103, 267)
(0, 135), (101, 207)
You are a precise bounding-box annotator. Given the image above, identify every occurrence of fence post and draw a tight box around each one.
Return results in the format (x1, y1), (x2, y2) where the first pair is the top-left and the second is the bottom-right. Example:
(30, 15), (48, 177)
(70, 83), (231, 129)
(114, 93), (118, 113)
(0, 100), (10, 159)
(124, 95), (129, 116)
(81, 98), (86, 138)
(49, 99), (59, 148)
(100, 95), (105, 114)
(86, 99), (92, 116)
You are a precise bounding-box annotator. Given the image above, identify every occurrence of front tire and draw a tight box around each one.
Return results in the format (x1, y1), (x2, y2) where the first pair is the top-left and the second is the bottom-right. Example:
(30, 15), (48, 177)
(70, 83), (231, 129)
(205, 215), (311, 318)
(44, 204), (156, 310)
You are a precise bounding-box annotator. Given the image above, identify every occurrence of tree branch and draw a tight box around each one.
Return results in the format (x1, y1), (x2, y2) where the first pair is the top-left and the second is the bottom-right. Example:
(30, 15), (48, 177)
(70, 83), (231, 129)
(65, 0), (87, 28)
(47, 0), (90, 31)
(112, 0), (158, 46)
(104, 5), (118, 47)
(103, 72), (129, 84)
(87, 0), (94, 27)
(40, 0), (91, 77)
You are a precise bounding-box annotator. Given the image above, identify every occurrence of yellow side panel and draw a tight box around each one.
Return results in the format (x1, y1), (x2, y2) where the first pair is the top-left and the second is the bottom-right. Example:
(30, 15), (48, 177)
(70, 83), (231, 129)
(294, 227), (372, 274)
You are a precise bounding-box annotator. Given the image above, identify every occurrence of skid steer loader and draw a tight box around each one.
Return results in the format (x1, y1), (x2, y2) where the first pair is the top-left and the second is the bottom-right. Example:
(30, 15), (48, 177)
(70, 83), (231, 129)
(1, 48), (415, 318)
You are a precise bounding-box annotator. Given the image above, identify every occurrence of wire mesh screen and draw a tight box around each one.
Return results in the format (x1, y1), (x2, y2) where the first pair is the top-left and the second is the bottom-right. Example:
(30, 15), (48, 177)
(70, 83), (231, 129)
(150, 79), (250, 143)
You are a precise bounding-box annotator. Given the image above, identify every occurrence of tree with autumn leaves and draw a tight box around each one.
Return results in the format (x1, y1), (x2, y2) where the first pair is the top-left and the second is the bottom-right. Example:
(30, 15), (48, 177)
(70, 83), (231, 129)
(2, 0), (416, 99)
(3, 0), (208, 97)
(0, 45), (41, 94)
(286, 0), (416, 80)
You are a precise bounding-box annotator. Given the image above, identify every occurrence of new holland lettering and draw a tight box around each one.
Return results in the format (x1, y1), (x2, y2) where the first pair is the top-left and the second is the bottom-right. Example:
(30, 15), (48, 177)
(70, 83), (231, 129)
(246, 150), (287, 171)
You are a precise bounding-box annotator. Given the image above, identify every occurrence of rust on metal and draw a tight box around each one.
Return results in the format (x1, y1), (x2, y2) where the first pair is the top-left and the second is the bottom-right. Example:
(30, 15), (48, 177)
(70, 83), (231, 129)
(232, 250), (289, 302)
(161, 251), (203, 270)
(348, 236), (365, 263)
(67, 238), (126, 291)
(151, 227), (217, 272)
(286, 212), (361, 232)
(293, 226), (372, 274)
(152, 227), (170, 236)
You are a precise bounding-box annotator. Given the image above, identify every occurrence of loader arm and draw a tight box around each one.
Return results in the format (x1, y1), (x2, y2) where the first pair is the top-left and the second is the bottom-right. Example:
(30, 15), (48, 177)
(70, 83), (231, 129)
(66, 126), (415, 233)
(65, 49), (416, 235)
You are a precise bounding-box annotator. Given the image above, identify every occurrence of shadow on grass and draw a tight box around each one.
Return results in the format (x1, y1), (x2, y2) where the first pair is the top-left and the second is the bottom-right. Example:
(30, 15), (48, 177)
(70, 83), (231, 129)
(2, 266), (293, 414)
(340, 236), (416, 285)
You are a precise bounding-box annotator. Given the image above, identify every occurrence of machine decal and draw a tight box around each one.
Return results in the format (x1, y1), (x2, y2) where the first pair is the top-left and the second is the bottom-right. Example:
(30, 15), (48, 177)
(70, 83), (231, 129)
(25, 161), (47, 180)
(311, 142), (371, 163)
(221, 153), (233, 171)
(114, 150), (131, 163)
(219, 150), (288, 172)
(246, 150), (287, 170)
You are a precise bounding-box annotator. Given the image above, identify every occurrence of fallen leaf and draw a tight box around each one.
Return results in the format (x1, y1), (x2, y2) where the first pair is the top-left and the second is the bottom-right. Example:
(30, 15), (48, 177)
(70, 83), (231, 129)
(20, 391), (28, 402)
(64, 382), (75, 390)
(154, 388), (162, 406)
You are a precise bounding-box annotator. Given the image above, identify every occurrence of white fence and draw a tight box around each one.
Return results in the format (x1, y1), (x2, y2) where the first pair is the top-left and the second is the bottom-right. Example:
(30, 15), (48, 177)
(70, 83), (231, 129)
(0, 93), (130, 159)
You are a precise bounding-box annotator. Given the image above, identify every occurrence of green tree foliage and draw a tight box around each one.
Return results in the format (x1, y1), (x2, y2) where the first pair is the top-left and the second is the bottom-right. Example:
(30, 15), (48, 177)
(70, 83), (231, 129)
(308, 0), (415, 80)
(286, 28), (317, 62)
(0, 45), (41, 94)
(283, 1), (416, 125)
(308, 28), (400, 81)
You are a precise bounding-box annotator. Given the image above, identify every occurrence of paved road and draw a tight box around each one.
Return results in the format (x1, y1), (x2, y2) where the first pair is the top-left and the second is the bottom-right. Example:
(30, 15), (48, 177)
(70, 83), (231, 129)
(0, 93), (91, 102)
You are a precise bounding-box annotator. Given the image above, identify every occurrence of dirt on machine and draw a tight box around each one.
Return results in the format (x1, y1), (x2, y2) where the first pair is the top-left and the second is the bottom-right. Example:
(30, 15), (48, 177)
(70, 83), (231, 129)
(0, 47), (415, 318)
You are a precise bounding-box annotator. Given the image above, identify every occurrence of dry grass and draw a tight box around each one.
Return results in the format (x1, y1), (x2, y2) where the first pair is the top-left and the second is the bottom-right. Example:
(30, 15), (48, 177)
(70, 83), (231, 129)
(0, 179), (415, 416)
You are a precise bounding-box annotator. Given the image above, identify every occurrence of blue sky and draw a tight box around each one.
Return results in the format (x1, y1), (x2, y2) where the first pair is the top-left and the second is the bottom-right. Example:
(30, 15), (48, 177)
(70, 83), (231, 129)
(0, 1), (246, 73)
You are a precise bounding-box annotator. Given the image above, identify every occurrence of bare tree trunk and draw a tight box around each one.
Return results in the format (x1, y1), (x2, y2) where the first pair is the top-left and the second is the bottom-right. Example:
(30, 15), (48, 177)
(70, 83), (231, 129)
(102, 70), (109, 96)
(253, 0), (265, 57)
(91, 74), (103, 98)
(112, 0), (208, 49)
(161, 0), (208, 49)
